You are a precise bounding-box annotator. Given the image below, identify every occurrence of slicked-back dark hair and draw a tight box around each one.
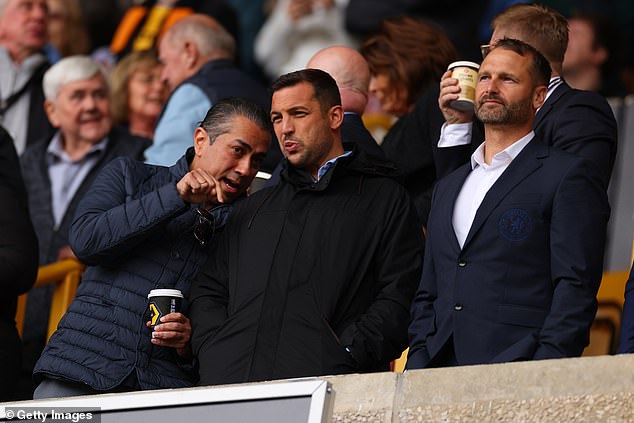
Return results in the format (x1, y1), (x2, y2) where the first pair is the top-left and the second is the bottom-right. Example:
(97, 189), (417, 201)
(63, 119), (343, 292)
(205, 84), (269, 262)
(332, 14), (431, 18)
(199, 97), (272, 144)
(271, 69), (341, 114)
(491, 38), (551, 88)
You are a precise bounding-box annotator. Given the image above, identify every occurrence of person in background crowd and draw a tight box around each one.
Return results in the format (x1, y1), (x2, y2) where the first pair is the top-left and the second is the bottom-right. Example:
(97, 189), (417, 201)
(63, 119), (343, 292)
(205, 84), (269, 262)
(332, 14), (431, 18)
(408, 39), (609, 369)
(19, 56), (149, 395)
(109, 0), (238, 60)
(254, 0), (357, 81)
(0, 0), (53, 154)
(345, 0), (484, 62)
(45, 0), (90, 63)
(360, 16), (463, 225)
(145, 14), (280, 172)
(110, 49), (168, 139)
(0, 126), (39, 402)
(33, 97), (272, 399)
(190, 69), (422, 386)
(562, 13), (625, 97)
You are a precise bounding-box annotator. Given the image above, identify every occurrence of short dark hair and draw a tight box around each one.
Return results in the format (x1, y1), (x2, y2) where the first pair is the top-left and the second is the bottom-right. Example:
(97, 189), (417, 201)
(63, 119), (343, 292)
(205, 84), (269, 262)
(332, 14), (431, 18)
(199, 97), (272, 144)
(271, 69), (341, 114)
(491, 38), (551, 87)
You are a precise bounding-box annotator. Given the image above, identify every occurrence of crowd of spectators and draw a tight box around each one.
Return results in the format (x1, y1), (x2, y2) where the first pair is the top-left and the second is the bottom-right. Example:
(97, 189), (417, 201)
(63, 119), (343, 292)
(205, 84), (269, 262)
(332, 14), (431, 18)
(1, 0), (634, 403)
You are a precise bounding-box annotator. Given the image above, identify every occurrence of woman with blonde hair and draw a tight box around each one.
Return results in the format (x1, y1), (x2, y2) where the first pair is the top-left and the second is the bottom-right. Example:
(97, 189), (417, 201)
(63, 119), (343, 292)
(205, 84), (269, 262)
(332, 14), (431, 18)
(109, 50), (168, 140)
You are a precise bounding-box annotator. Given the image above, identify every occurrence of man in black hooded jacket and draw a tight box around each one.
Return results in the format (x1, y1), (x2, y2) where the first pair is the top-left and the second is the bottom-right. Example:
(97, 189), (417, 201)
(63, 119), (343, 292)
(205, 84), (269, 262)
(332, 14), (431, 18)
(190, 69), (423, 385)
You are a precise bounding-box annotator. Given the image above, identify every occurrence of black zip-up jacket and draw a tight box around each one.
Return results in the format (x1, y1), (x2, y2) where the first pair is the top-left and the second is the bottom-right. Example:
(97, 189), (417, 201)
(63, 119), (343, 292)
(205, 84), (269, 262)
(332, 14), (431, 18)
(190, 149), (423, 385)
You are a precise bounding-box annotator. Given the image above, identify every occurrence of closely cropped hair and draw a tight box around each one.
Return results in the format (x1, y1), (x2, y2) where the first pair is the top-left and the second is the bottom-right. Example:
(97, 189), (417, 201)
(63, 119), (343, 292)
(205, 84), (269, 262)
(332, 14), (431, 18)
(109, 50), (161, 125)
(360, 16), (458, 106)
(43, 55), (107, 101)
(492, 3), (568, 73)
(271, 69), (341, 114)
(492, 38), (551, 87)
(166, 16), (235, 60)
(199, 97), (272, 144)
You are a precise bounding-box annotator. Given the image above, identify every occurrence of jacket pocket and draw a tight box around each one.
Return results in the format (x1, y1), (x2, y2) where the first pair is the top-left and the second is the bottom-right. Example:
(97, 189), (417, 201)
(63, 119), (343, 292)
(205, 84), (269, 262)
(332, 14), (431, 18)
(321, 316), (358, 371)
(497, 304), (548, 328)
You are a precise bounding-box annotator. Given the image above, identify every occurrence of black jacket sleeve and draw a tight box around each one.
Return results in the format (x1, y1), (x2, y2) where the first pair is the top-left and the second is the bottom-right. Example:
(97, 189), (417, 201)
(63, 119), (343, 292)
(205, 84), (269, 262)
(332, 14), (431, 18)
(0, 127), (38, 295)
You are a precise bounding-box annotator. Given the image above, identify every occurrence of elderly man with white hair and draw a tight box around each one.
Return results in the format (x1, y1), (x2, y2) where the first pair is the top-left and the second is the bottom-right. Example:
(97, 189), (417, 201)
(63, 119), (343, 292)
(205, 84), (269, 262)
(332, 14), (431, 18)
(19, 55), (148, 390)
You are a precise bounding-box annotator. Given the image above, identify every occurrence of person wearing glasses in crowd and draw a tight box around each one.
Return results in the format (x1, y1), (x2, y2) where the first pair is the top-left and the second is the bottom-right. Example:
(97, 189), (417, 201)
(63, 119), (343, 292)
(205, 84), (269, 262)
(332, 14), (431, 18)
(32, 97), (272, 399)
(437, 3), (617, 190)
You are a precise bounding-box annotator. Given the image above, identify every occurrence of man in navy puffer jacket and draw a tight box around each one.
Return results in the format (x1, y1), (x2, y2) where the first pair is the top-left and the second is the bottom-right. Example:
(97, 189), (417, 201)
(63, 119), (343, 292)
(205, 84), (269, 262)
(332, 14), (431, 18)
(32, 98), (272, 398)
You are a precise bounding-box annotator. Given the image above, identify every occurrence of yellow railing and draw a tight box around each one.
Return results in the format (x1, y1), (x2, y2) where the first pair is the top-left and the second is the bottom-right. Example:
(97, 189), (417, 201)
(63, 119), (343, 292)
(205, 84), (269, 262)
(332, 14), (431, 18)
(15, 259), (84, 341)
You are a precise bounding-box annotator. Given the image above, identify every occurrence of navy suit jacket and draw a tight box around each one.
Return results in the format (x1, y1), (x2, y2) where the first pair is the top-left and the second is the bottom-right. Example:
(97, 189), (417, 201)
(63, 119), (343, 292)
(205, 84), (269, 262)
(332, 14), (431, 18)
(407, 137), (609, 368)
(534, 81), (617, 190)
(617, 265), (634, 353)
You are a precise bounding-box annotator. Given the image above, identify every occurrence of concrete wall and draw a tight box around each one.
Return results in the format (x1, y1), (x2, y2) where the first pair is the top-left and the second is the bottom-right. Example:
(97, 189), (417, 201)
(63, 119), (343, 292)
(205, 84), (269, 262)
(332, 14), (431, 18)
(325, 354), (634, 422)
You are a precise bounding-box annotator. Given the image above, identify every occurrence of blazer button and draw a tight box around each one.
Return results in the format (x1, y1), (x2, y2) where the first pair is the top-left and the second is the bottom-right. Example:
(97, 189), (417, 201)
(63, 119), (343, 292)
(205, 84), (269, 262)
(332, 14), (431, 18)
(457, 260), (467, 267)
(171, 251), (181, 260)
(454, 304), (463, 311)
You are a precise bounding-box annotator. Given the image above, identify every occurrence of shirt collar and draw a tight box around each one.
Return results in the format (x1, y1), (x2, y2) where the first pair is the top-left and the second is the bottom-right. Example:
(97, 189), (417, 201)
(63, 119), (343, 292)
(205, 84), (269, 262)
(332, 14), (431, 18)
(0, 46), (46, 70)
(470, 131), (534, 170)
(316, 150), (352, 181)
(47, 131), (109, 163)
(546, 76), (563, 99)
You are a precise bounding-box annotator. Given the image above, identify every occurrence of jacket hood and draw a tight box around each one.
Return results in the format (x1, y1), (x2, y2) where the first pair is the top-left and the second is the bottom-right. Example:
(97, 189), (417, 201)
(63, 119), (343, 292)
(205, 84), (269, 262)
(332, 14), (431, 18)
(280, 144), (401, 189)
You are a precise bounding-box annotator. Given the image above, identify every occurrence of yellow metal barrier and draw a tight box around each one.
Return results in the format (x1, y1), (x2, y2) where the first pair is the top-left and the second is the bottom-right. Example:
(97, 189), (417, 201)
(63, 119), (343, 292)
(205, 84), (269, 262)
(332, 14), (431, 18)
(15, 259), (84, 341)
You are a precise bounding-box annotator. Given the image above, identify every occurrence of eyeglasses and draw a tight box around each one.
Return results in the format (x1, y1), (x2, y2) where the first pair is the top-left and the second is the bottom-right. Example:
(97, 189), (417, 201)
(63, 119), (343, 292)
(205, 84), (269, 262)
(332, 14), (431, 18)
(194, 208), (216, 247)
(480, 44), (491, 59)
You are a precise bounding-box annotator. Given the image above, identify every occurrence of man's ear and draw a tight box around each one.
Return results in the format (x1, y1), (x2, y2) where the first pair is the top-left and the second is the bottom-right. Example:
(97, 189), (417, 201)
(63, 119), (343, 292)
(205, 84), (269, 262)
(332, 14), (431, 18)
(44, 100), (60, 128)
(532, 85), (547, 110)
(193, 127), (210, 155)
(183, 41), (199, 70)
(328, 105), (344, 130)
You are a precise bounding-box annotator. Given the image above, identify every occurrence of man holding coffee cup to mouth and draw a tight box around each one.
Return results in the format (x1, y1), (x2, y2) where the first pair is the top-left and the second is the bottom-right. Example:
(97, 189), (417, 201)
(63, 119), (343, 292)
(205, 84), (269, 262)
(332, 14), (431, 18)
(32, 98), (272, 399)
(437, 3), (616, 190)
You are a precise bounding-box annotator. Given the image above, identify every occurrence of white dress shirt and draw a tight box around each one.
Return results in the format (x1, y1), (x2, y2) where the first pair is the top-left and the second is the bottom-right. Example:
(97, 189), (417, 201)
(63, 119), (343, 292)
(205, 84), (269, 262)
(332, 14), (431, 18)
(452, 131), (535, 248)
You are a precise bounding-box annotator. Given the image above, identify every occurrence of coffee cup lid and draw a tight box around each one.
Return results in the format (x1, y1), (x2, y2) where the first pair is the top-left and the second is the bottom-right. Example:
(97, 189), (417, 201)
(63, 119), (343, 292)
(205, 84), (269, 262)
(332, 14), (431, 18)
(148, 289), (184, 299)
(448, 61), (480, 70)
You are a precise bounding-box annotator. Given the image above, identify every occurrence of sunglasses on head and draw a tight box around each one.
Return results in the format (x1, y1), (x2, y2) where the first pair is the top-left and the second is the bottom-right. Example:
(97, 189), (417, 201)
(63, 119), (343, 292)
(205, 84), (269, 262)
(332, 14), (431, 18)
(480, 44), (491, 59)
(194, 207), (216, 247)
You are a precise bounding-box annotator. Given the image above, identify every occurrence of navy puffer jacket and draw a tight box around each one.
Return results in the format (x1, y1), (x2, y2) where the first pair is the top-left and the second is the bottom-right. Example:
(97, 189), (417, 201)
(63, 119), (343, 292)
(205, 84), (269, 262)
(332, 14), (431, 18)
(34, 151), (229, 390)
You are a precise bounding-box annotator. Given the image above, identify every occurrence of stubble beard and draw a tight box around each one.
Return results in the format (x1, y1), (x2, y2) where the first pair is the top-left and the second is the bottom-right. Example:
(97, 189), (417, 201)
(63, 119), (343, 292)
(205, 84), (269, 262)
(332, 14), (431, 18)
(476, 95), (533, 125)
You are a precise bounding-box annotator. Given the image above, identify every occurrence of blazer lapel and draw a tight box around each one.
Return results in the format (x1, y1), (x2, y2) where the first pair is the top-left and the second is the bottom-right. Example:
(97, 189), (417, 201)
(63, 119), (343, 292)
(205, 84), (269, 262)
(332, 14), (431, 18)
(441, 164), (472, 253)
(462, 140), (548, 250)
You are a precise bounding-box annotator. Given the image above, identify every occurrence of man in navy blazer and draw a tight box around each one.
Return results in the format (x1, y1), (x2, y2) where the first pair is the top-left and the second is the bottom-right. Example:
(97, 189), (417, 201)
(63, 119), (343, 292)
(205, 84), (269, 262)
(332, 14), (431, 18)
(437, 3), (617, 190)
(408, 39), (609, 369)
